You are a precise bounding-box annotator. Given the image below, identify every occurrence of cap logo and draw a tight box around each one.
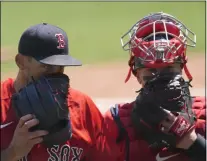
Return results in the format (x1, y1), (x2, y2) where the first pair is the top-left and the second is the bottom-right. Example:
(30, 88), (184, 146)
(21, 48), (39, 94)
(55, 33), (65, 49)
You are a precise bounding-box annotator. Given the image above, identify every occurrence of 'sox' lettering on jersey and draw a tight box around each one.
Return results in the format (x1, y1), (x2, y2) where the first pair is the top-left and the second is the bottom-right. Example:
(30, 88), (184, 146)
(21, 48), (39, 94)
(71, 147), (83, 161)
(60, 145), (70, 161)
(47, 145), (83, 161)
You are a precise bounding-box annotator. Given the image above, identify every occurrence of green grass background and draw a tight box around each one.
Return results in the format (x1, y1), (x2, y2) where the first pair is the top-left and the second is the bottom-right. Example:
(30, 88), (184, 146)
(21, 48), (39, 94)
(1, 2), (205, 73)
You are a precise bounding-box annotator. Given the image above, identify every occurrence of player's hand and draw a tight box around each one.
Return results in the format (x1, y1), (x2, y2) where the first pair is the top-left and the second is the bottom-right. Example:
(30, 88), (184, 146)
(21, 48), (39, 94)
(160, 111), (197, 149)
(8, 114), (48, 160)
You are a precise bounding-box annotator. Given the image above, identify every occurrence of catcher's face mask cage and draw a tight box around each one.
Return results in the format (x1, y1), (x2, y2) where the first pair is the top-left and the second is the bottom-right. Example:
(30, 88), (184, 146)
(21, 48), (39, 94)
(121, 12), (196, 83)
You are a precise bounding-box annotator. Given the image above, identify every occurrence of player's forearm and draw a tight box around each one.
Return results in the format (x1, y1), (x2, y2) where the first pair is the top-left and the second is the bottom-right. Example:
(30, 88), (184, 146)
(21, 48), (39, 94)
(176, 129), (198, 149)
(1, 146), (17, 161)
(184, 134), (206, 161)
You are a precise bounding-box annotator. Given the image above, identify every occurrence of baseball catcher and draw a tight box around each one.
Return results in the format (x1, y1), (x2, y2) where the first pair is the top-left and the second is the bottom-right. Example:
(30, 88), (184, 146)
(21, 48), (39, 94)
(104, 12), (206, 161)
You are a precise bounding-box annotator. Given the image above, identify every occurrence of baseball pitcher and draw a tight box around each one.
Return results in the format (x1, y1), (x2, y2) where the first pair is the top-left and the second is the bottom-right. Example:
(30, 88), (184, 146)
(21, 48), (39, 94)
(1, 23), (115, 161)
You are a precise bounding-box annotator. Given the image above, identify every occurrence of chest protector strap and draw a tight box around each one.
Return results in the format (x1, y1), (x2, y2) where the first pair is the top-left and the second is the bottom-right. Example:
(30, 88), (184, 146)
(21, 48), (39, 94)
(110, 104), (130, 161)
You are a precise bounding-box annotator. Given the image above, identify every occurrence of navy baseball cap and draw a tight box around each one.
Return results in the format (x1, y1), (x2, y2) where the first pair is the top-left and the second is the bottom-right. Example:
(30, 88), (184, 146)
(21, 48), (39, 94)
(18, 23), (82, 66)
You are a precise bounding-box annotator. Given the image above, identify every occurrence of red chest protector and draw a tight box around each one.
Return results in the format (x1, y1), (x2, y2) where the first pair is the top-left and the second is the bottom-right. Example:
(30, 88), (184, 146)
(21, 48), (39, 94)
(110, 102), (155, 161)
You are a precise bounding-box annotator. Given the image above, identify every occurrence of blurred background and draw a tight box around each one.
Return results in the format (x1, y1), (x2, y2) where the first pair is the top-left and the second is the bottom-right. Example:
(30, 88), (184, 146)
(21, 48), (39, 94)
(1, 2), (205, 105)
(1, 2), (205, 69)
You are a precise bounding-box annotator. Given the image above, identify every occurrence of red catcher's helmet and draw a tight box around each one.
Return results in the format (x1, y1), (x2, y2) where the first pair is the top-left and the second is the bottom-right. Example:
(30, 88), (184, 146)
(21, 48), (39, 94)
(121, 12), (196, 83)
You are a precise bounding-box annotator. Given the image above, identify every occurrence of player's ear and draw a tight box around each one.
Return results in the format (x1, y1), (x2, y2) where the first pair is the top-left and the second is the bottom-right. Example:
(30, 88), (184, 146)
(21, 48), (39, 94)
(15, 53), (26, 70)
(136, 71), (142, 84)
(136, 69), (146, 86)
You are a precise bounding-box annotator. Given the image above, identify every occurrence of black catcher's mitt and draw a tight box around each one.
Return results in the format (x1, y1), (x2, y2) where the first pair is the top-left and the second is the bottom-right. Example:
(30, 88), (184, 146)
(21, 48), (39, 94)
(11, 73), (72, 147)
(131, 73), (197, 149)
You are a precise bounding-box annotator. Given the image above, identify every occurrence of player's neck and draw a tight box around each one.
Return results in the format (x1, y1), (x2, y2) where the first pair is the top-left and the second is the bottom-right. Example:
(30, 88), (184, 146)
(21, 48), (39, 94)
(13, 71), (28, 93)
